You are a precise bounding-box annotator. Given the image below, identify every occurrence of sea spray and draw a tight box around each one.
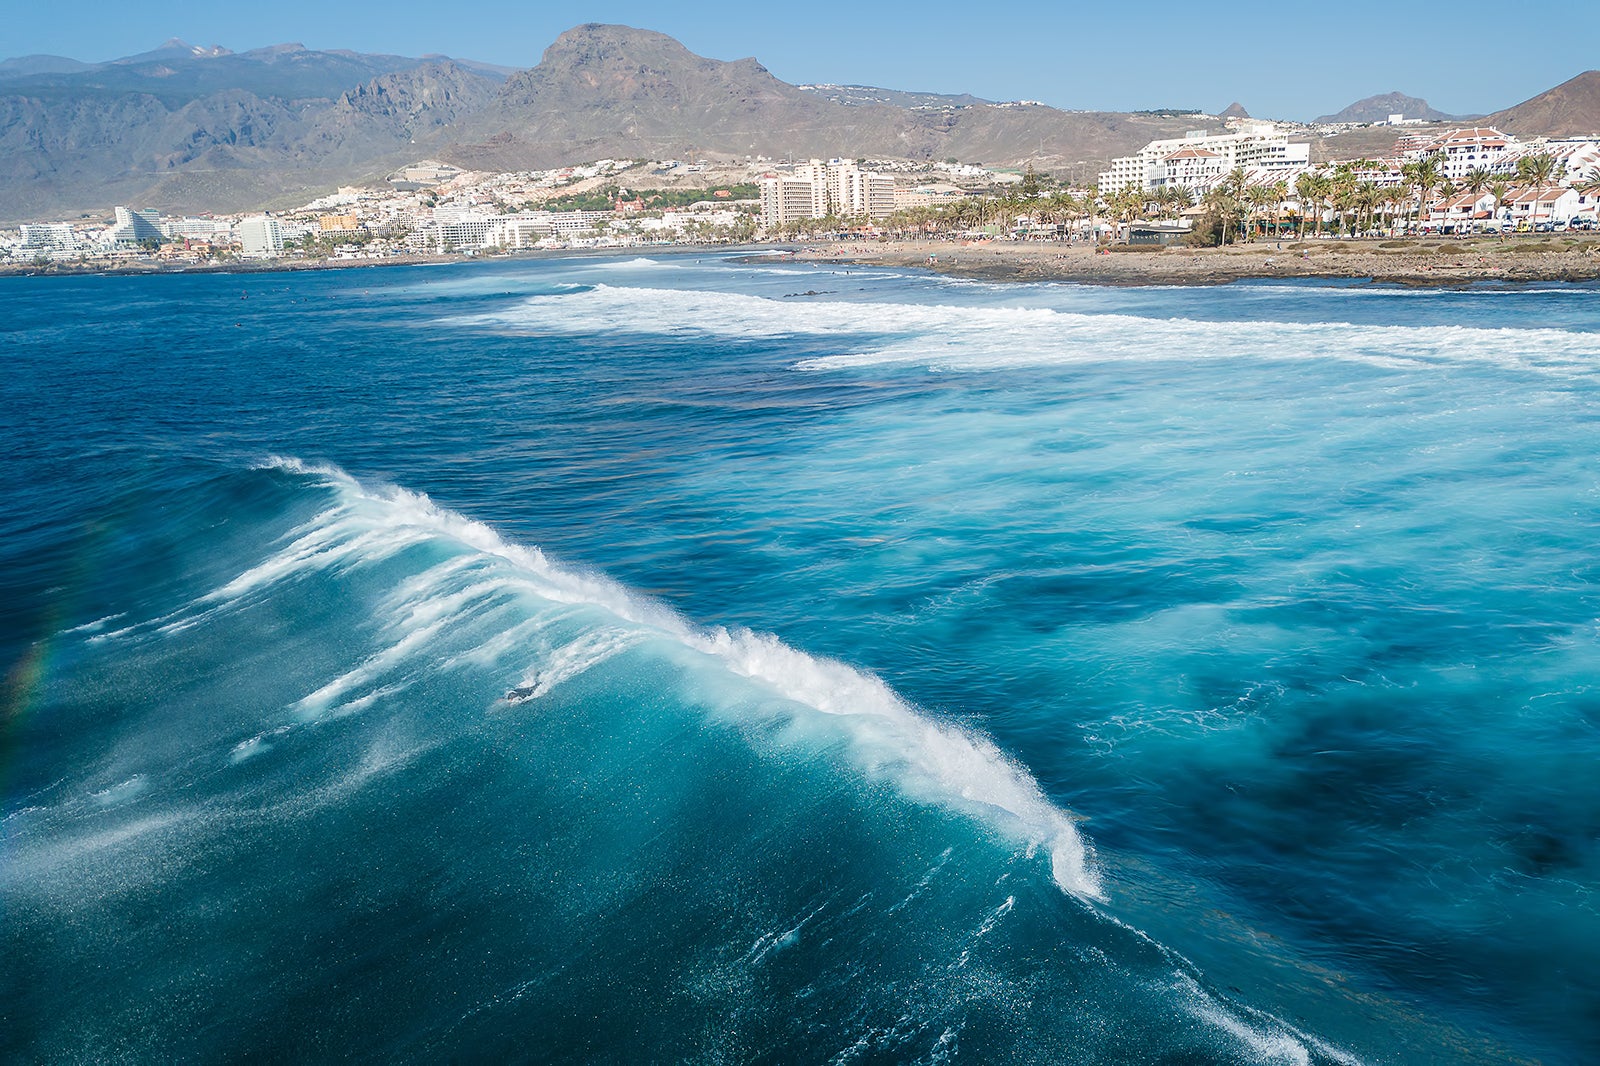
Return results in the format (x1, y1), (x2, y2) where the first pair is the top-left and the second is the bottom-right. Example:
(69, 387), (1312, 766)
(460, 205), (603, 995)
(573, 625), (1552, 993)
(248, 459), (1106, 898)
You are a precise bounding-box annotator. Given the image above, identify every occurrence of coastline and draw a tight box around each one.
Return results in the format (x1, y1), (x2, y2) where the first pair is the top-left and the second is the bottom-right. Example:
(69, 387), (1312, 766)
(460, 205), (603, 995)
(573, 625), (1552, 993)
(780, 236), (1600, 287)
(0, 247), (647, 280)
(8, 237), (1600, 288)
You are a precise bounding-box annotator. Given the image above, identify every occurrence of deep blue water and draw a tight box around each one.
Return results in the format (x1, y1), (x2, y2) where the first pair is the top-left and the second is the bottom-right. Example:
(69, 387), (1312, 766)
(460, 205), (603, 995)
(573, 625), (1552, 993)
(4, 254), (1599, 1063)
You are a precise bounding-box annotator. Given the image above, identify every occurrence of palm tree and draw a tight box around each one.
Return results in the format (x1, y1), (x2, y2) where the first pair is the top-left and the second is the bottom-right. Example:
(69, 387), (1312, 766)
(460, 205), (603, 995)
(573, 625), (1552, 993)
(1326, 166), (1358, 236)
(1402, 153), (1443, 229)
(1169, 185), (1195, 218)
(1576, 172), (1600, 227)
(1517, 152), (1560, 227)
(1204, 169), (1250, 245)
(1487, 180), (1511, 230)
(1083, 184), (1102, 243)
(1296, 172), (1329, 237)
(1242, 183), (1273, 240)
(1354, 183), (1382, 236)
(1111, 186), (1145, 241)
(1266, 180), (1289, 238)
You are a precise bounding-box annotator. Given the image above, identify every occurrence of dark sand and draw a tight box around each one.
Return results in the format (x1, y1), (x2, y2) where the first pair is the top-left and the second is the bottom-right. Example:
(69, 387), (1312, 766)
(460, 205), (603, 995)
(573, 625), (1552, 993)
(781, 237), (1600, 287)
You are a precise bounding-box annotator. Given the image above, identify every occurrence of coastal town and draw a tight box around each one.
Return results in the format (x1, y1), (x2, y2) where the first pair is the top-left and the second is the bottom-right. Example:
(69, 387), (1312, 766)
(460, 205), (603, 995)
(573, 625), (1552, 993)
(6, 113), (1600, 270)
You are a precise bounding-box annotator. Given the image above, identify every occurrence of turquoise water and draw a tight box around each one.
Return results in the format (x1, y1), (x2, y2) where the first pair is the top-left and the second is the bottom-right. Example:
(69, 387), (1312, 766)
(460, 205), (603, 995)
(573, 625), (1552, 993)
(3, 255), (1599, 1062)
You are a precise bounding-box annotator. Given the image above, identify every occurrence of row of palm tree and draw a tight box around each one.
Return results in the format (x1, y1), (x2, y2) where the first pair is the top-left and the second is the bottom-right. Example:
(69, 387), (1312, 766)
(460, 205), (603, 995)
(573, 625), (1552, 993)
(822, 150), (1593, 245)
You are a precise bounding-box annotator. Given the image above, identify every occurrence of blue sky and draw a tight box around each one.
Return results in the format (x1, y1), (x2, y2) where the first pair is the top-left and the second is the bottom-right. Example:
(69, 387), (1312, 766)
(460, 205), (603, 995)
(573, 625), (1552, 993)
(5, 1), (1593, 120)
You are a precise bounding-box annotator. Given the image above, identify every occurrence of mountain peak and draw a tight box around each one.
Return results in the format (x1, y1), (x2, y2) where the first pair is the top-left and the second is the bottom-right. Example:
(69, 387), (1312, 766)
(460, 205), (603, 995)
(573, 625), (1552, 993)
(1488, 69), (1600, 137)
(540, 23), (695, 64)
(1220, 101), (1249, 119)
(1316, 91), (1454, 124)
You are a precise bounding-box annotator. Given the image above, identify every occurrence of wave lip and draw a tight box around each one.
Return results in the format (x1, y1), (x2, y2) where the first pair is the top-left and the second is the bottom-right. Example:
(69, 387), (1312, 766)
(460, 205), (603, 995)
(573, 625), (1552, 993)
(241, 458), (1102, 899)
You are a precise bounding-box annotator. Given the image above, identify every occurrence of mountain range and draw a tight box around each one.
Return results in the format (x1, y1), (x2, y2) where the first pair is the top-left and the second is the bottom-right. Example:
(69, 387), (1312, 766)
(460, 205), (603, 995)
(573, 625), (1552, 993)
(2, 25), (1598, 224)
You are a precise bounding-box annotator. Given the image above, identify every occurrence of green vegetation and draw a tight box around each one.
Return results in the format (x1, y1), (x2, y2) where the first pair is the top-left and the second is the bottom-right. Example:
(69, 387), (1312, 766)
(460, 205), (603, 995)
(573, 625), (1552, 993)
(298, 229), (373, 257)
(636, 183), (758, 208)
(534, 182), (760, 212)
(534, 185), (624, 212)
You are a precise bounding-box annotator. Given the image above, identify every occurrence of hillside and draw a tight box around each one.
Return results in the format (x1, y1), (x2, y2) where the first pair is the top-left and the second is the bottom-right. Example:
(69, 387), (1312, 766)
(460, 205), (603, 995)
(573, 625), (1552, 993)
(1315, 92), (1458, 124)
(448, 25), (1201, 175)
(6, 25), (1593, 224)
(0, 41), (505, 220)
(796, 84), (994, 109)
(1487, 70), (1600, 138)
(0, 24), (1206, 222)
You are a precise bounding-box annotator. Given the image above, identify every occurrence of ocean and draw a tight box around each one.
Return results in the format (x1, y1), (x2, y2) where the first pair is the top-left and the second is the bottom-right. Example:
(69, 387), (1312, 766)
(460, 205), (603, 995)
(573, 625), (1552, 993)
(3, 253), (1597, 1063)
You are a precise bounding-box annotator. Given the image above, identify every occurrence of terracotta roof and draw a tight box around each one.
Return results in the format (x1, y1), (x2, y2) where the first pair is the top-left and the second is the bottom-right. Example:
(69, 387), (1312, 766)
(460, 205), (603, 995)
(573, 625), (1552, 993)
(1427, 127), (1510, 150)
(1504, 185), (1569, 204)
(1164, 148), (1221, 160)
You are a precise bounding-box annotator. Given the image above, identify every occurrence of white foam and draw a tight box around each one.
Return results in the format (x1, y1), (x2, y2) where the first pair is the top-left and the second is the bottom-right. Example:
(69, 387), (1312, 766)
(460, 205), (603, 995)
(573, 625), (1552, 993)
(506, 629), (639, 702)
(249, 458), (1103, 899)
(447, 283), (1600, 377)
(229, 725), (291, 764)
(1174, 971), (1365, 1066)
(974, 894), (1015, 939)
(89, 775), (148, 807)
(64, 613), (126, 635)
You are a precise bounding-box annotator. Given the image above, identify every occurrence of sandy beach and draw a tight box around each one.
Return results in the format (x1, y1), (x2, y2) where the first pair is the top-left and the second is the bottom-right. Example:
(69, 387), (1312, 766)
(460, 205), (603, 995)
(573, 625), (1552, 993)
(781, 236), (1600, 287)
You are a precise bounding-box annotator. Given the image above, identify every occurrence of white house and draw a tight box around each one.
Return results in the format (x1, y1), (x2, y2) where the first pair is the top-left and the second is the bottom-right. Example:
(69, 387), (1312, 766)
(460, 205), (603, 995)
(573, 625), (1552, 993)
(1427, 190), (1499, 227)
(1501, 185), (1580, 225)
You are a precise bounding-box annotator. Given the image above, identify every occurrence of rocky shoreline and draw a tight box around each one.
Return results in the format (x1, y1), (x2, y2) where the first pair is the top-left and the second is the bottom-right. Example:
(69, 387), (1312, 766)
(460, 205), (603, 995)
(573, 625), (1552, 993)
(9, 238), (1600, 288)
(781, 237), (1600, 287)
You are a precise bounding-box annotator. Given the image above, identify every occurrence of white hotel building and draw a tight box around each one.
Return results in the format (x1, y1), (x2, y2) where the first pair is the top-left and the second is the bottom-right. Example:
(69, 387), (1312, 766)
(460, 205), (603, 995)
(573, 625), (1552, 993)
(239, 215), (284, 258)
(1098, 123), (1311, 194)
(760, 160), (896, 227)
(19, 223), (78, 255)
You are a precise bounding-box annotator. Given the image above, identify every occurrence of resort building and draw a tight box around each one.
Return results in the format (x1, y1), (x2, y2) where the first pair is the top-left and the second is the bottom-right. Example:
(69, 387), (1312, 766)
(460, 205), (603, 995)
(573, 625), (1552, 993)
(827, 163), (896, 219)
(489, 214), (553, 249)
(104, 206), (163, 247)
(1521, 139), (1600, 182)
(164, 217), (231, 240)
(892, 183), (967, 211)
(760, 174), (826, 227)
(1428, 190), (1500, 227)
(318, 214), (362, 233)
(1159, 148), (1225, 192)
(239, 215), (284, 258)
(18, 223), (78, 255)
(1500, 185), (1580, 225)
(545, 210), (612, 235)
(759, 159), (896, 227)
(1098, 123), (1311, 194)
(425, 208), (618, 252)
(1403, 128), (1513, 182)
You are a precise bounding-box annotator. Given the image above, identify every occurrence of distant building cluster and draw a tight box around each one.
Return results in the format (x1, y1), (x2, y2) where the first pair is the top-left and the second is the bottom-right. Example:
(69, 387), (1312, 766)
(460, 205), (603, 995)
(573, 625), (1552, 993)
(1087, 120), (1600, 235)
(1099, 121), (1312, 194)
(2, 153), (1034, 266)
(758, 159), (896, 227)
(0, 158), (764, 265)
(9, 117), (1600, 267)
